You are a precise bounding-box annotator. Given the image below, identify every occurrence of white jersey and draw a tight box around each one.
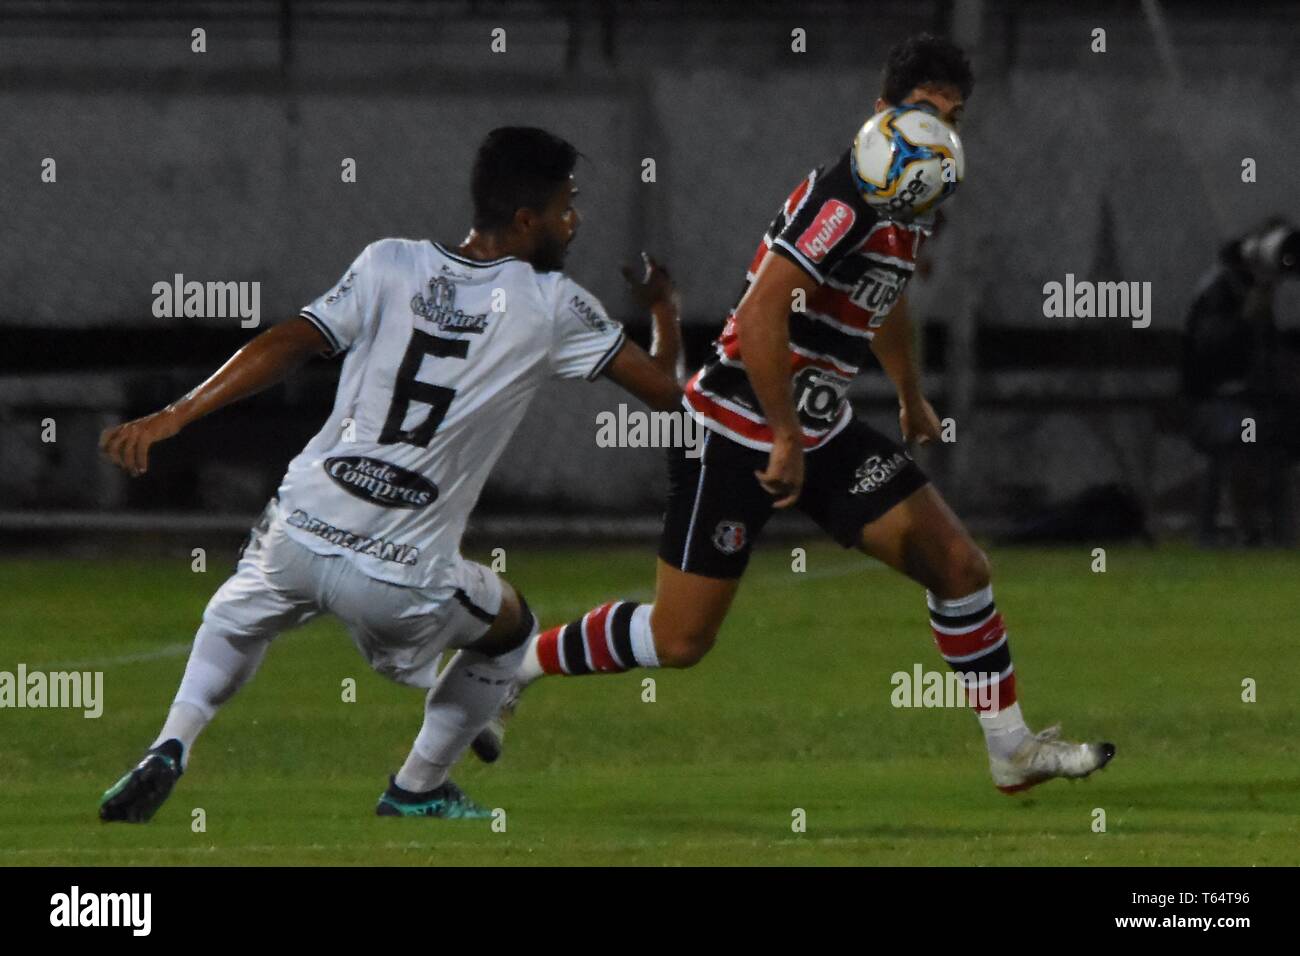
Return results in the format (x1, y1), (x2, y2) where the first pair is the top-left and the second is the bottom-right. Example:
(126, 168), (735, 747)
(276, 238), (625, 587)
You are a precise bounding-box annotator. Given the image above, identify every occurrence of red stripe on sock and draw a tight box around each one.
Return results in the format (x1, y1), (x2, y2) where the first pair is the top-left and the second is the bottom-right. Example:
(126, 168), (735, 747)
(585, 603), (619, 672)
(536, 626), (564, 675)
(932, 612), (1005, 659)
(996, 670), (1018, 710)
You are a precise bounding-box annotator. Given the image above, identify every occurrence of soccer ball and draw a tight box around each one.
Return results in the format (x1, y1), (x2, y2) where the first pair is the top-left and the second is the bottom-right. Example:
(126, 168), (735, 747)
(851, 104), (964, 219)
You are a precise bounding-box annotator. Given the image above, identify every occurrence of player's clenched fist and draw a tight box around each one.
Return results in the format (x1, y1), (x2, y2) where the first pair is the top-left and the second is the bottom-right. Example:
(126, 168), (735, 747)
(755, 433), (805, 508)
(99, 408), (182, 477)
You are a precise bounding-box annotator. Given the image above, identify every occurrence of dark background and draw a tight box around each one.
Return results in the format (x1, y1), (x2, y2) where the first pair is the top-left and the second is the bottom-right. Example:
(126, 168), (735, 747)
(2, 0), (1297, 544)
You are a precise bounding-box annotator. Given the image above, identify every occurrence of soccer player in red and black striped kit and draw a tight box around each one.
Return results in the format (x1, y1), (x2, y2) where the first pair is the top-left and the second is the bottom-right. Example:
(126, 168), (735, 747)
(480, 33), (1115, 793)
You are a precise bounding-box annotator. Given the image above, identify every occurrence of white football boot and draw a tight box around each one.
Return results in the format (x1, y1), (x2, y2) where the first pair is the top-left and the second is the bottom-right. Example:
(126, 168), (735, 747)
(990, 725), (1115, 794)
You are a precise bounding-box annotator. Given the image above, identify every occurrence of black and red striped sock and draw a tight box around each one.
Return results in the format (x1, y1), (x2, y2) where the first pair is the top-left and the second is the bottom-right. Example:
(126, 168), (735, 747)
(520, 601), (657, 679)
(927, 585), (1029, 758)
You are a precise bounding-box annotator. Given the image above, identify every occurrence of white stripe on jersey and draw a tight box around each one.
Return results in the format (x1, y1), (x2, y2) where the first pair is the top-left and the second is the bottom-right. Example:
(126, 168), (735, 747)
(787, 168), (819, 220)
(771, 236), (824, 282)
(861, 252), (916, 271)
(804, 306), (875, 339)
(789, 341), (859, 377)
(691, 377), (766, 419)
(686, 378), (854, 451)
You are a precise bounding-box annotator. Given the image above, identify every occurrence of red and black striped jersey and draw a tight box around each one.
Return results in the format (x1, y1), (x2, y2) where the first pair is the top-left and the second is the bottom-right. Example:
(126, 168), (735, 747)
(684, 148), (932, 451)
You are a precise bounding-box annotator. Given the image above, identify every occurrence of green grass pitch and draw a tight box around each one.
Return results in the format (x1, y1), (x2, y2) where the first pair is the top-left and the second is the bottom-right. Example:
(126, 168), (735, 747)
(2, 542), (1297, 866)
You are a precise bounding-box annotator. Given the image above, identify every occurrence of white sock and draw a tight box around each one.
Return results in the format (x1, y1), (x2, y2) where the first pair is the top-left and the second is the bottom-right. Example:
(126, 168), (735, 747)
(151, 621), (271, 766)
(396, 639), (530, 793)
(979, 700), (1030, 761)
(516, 637), (545, 684)
(151, 702), (208, 766)
(927, 587), (1029, 761)
(518, 601), (659, 681)
(629, 604), (659, 667)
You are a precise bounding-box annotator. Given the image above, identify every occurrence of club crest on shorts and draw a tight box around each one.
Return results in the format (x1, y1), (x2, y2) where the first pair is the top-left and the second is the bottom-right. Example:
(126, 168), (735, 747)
(712, 520), (747, 555)
(850, 452), (910, 495)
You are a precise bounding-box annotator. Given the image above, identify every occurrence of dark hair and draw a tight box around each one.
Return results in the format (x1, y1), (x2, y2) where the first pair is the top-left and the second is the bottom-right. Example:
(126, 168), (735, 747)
(471, 127), (579, 231)
(880, 33), (974, 105)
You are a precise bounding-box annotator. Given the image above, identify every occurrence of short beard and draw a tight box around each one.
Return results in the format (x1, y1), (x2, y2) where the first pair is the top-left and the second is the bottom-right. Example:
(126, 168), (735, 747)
(531, 234), (568, 272)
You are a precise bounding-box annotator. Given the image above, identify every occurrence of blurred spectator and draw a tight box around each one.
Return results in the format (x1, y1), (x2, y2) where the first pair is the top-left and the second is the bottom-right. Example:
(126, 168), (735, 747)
(1182, 218), (1300, 546)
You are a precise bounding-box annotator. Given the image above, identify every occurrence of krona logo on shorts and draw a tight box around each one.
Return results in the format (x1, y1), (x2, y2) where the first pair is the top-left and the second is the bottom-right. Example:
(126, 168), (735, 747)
(796, 199), (856, 262)
(324, 456), (438, 508)
(850, 452), (910, 495)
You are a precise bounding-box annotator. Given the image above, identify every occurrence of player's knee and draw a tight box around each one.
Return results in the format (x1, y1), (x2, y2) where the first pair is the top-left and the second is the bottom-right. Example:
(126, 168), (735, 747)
(469, 583), (535, 657)
(934, 537), (991, 598)
(653, 620), (718, 668)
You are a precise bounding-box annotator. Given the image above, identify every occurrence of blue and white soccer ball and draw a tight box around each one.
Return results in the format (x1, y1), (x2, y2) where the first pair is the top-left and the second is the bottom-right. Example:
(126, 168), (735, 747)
(851, 104), (965, 220)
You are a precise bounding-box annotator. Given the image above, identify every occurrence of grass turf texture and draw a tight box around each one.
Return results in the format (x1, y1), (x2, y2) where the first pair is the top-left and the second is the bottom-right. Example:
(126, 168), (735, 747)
(1, 543), (1297, 866)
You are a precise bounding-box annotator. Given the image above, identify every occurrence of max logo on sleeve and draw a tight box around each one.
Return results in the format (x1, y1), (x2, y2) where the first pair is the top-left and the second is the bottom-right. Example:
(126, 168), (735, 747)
(567, 294), (616, 333)
(796, 199), (856, 263)
(324, 270), (356, 305)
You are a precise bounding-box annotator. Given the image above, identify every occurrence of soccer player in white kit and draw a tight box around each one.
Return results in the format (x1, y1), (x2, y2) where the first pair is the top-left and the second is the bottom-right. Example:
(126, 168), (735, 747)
(98, 127), (684, 821)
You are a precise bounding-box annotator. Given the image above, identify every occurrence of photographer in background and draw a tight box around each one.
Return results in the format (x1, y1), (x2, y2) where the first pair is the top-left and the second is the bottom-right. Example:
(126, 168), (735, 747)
(1182, 218), (1300, 546)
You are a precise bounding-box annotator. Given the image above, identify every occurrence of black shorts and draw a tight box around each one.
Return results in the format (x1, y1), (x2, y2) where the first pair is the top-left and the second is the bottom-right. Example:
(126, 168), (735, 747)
(658, 417), (929, 579)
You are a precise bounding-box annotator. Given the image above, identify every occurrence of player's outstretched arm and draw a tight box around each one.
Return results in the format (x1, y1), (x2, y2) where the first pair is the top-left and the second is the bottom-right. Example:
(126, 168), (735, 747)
(99, 316), (331, 477)
(868, 296), (942, 444)
(604, 253), (684, 412)
(736, 252), (819, 507)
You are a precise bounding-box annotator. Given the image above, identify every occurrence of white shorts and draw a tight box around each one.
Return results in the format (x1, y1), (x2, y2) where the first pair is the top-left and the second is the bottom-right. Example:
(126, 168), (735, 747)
(200, 500), (503, 688)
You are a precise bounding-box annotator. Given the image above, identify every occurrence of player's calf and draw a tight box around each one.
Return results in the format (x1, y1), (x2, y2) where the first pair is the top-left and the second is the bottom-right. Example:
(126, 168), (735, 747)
(651, 612), (719, 668)
(514, 598), (723, 680)
(516, 561), (735, 681)
(391, 586), (537, 792)
(469, 598), (715, 763)
(525, 601), (661, 677)
(927, 575), (1115, 792)
(912, 530), (991, 601)
(472, 563), (736, 762)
